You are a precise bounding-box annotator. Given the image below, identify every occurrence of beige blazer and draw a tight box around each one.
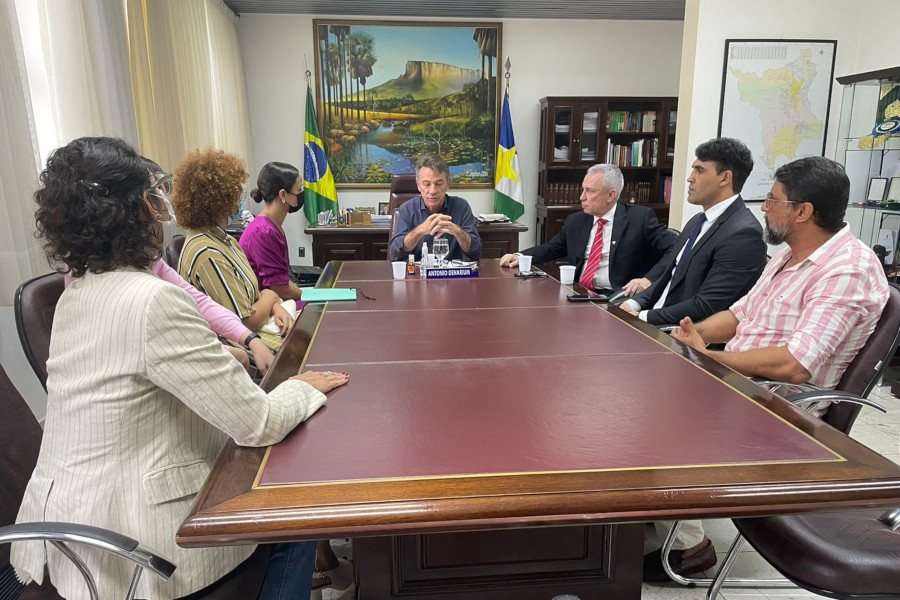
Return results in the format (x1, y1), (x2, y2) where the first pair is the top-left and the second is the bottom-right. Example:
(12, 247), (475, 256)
(12, 269), (326, 600)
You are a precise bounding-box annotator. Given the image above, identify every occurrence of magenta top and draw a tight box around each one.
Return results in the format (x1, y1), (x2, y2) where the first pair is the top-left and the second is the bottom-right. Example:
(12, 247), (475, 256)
(64, 260), (250, 344)
(239, 216), (291, 289)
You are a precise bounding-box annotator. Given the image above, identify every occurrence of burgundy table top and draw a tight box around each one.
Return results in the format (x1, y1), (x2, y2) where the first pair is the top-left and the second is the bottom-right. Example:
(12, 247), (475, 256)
(258, 263), (837, 488)
(178, 260), (900, 546)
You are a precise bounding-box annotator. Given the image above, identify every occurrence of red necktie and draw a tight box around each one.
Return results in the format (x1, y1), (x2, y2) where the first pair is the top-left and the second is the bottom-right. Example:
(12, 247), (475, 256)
(579, 218), (607, 289)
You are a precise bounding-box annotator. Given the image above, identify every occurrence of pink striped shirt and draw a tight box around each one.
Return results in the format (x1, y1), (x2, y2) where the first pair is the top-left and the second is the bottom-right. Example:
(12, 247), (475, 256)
(726, 225), (889, 395)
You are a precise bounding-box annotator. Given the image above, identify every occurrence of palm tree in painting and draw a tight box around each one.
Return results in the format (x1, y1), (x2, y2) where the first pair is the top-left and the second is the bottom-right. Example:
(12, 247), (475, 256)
(325, 42), (342, 127)
(348, 31), (376, 121)
(473, 28), (497, 112)
(329, 25), (350, 125)
(317, 24), (330, 122)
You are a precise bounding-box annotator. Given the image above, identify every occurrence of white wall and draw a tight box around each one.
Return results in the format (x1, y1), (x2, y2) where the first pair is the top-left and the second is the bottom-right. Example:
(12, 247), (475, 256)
(237, 15), (684, 258)
(671, 0), (900, 232)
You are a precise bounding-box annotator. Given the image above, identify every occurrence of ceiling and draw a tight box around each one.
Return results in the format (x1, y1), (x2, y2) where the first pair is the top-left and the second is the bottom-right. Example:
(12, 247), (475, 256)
(221, 0), (686, 21)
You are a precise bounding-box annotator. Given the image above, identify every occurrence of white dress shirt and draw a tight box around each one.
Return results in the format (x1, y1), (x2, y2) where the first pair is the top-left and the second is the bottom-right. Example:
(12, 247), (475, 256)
(585, 205), (617, 291)
(626, 194), (739, 320)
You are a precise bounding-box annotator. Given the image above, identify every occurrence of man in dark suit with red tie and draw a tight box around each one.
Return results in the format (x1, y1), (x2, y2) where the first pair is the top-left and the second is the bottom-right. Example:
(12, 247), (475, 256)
(500, 164), (677, 296)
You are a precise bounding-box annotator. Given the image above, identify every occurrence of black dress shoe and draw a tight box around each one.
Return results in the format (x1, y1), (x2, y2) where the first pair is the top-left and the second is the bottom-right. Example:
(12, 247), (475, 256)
(642, 540), (717, 583)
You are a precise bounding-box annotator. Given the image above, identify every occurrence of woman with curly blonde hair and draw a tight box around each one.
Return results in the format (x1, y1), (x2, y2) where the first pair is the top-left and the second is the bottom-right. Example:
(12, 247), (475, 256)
(174, 148), (292, 353)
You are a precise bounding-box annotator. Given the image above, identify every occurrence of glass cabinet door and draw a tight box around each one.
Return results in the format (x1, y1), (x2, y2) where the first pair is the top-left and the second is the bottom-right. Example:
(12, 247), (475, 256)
(552, 106), (573, 163)
(579, 104), (601, 162)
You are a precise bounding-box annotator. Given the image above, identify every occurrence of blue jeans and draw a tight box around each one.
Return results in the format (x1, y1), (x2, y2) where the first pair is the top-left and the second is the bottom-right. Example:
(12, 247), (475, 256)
(258, 541), (316, 600)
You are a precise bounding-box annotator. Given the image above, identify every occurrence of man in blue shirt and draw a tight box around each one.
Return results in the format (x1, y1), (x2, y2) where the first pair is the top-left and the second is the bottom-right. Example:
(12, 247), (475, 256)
(389, 154), (482, 261)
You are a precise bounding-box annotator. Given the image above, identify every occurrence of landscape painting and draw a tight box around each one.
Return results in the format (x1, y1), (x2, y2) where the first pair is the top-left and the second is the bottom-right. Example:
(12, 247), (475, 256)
(313, 20), (501, 186)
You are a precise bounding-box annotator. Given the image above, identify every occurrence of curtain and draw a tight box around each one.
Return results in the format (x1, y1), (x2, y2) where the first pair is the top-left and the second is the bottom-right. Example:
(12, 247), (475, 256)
(0, 0), (46, 305)
(0, 0), (138, 304)
(127, 0), (253, 172)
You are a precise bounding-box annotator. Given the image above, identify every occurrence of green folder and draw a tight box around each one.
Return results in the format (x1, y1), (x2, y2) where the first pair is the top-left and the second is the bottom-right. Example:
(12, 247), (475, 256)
(301, 288), (357, 302)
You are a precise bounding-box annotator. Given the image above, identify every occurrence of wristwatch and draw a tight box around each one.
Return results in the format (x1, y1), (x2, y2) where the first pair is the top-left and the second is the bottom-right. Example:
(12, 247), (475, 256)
(243, 332), (261, 349)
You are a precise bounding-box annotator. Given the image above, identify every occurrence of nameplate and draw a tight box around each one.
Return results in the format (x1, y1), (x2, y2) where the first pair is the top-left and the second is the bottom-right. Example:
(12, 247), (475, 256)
(424, 265), (479, 279)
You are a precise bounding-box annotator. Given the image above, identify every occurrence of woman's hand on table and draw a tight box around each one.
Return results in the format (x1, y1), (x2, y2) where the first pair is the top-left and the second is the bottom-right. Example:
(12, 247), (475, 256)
(247, 337), (275, 374)
(292, 370), (349, 393)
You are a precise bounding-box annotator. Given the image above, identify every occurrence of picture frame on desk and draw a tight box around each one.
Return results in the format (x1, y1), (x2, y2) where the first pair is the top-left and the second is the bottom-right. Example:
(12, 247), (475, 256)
(378, 201), (390, 215)
(868, 177), (888, 202)
(717, 39), (836, 201)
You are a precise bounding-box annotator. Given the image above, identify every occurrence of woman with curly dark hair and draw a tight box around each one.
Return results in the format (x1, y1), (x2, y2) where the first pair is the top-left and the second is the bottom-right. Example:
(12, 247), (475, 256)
(173, 148), (293, 353)
(12, 136), (347, 600)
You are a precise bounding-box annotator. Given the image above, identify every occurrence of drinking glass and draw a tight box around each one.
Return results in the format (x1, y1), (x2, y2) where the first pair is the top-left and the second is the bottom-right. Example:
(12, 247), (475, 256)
(433, 238), (449, 266)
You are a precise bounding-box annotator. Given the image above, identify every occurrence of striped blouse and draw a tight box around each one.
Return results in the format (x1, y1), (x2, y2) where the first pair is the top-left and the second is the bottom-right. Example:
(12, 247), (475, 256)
(12, 269), (326, 600)
(178, 226), (284, 351)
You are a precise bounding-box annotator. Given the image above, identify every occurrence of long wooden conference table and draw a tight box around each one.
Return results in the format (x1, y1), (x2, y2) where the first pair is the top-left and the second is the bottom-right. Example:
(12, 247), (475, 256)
(178, 260), (900, 599)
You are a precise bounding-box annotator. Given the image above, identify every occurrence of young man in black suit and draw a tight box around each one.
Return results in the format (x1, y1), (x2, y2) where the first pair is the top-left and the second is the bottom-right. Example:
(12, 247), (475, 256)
(630, 137), (767, 582)
(500, 164), (677, 296)
(621, 137), (767, 326)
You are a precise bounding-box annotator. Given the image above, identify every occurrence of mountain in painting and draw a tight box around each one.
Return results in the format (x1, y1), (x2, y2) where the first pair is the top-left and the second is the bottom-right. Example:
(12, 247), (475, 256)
(362, 61), (481, 101)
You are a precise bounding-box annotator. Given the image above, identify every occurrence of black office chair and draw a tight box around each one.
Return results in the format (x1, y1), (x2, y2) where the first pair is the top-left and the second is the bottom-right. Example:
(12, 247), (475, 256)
(658, 285), (900, 595)
(14, 272), (65, 391)
(724, 508), (900, 599)
(164, 234), (186, 270)
(388, 173), (418, 215)
(0, 363), (176, 600)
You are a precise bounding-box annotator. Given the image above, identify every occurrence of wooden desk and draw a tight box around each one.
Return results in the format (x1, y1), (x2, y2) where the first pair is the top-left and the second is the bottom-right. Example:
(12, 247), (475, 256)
(179, 261), (900, 599)
(305, 222), (528, 266)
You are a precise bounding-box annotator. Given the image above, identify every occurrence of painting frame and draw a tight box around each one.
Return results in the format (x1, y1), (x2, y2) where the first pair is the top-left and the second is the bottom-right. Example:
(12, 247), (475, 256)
(313, 19), (502, 188)
(717, 39), (837, 201)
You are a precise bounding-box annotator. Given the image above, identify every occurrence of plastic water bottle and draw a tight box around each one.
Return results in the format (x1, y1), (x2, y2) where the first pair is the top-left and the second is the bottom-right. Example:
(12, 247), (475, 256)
(420, 242), (429, 277)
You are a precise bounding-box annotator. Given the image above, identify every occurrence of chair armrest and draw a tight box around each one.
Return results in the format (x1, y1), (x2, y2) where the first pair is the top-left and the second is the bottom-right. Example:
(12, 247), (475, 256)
(752, 378), (821, 394)
(785, 390), (886, 414)
(0, 522), (176, 581)
(879, 508), (900, 531)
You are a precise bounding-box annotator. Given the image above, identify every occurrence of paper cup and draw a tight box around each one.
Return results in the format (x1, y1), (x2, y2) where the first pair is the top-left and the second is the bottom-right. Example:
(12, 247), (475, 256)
(518, 255), (533, 273)
(559, 265), (576, 285)
(391, 261), (407, 279)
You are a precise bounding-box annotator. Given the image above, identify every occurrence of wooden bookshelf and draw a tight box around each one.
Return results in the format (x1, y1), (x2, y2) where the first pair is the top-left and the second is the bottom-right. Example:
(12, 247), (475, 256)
(536, 96), (677, 244)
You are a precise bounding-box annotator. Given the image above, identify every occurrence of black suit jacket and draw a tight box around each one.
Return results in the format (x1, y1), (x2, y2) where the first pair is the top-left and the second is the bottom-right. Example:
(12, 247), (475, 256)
(524, 204), (677, 289)
(632, 197), (767, 325)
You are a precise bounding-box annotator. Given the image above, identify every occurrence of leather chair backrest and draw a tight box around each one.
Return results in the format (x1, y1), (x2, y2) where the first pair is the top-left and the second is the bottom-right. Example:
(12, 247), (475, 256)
(388, 173), (419, 215)
(387, 208), (402, 260)
(0, 363), (43, 566)
(826, 284), (900, 432)
(14, 272), (65, 390)
(165, 234), (186, 269)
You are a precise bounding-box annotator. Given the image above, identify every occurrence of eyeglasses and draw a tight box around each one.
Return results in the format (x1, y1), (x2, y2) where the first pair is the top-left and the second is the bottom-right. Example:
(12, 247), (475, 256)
(764, 194), (797, 207)
(148, 172), (174, 198)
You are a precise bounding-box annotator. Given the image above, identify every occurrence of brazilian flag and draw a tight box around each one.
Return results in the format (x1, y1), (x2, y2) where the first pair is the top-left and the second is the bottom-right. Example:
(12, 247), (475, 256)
(303, 86), (338, 225)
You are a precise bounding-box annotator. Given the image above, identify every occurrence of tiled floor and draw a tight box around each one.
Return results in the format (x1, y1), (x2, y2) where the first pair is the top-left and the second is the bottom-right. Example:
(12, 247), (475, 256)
(322, 376), (900, 600)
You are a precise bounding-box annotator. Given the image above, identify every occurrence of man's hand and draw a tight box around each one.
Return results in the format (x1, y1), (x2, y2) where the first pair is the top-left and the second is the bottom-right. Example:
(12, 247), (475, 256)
(622, 277), (651, 297)
(499, 253), (519, 267)
(291, 370), (349, 393)
(619, 303), (638, 316)
(272, 304), (294, 336)
(671, 317), (707, 352)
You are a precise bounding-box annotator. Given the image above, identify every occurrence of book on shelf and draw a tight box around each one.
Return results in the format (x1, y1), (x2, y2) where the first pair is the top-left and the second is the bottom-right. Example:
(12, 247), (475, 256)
(605, 138), (658, 167)
(662, 176), (672, 205)
(606, 110), (657, 133)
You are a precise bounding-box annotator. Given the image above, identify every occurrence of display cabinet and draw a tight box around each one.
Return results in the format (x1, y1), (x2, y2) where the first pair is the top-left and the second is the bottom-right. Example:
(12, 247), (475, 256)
(536, 96), (677, 246)
(836, 67), (900, 276)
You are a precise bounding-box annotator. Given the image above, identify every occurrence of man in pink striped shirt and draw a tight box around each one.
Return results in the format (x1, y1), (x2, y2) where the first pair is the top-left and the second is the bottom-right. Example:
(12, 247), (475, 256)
(672, 156), (889, 410)
(646, 156), (890, 584)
